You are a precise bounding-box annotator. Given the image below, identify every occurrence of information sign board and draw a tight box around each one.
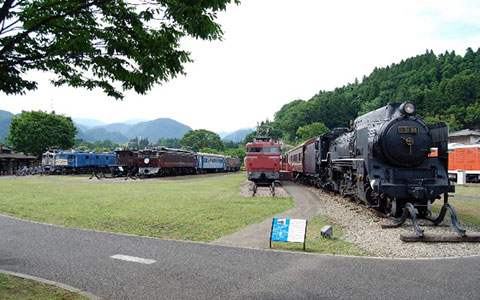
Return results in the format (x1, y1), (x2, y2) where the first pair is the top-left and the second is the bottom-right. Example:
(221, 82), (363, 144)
(270, 218), (308, 250)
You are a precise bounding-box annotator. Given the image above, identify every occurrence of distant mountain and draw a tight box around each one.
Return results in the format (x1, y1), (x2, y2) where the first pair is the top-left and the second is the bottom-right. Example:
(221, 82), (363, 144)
(0, 110), (14, 141)
(223, 128), (255, 142)
(123, 118), (148, 125)
(74, 122), (90, 133)
(216, 131), (232, 139)
(99, 122), (132, 134)
(76, 118), (192, 142)
(72, 118), (106, 128)
(0, 110), (192, 144)
(125, 118), (192, 141)
(81, 127), (129, 143)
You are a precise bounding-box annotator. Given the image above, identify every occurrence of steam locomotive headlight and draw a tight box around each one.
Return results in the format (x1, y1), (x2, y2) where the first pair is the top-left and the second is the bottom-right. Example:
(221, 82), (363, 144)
(401, 102), (415, 115)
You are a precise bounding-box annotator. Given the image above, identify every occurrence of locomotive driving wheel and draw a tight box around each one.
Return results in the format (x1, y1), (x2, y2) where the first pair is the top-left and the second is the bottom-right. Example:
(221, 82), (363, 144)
(384, 197), (402, 217)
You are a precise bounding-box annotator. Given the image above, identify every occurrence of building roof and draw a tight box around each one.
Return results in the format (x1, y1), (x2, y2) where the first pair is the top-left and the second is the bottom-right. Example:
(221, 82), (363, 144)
(0, 153), (36, 160)
(449, 129), (480, 137)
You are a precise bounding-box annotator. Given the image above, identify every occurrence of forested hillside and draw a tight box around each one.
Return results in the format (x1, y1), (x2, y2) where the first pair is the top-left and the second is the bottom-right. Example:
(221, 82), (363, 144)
(273, 48), (480, 143)
(0, 110), (14, 141)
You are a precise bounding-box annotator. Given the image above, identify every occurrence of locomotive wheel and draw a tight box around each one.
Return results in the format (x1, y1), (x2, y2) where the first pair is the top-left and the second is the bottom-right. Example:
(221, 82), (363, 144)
(384, 198), (402, 218)
(417, 208), (430, 219)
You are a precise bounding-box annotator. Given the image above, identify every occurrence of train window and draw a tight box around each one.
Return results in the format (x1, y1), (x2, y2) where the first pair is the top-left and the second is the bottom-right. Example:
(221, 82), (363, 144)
(69, 155), (73, 159)
(264, 147), (280, 153)
(247, 147), (262, 153)
(86, 155), (89, 159)
(447, 149), (454, 153)
(96, 156), (99, 159)
(478, 148), (480, 152)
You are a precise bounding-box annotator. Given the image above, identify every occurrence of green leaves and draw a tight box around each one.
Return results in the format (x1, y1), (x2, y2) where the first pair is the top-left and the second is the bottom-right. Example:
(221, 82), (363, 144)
(7, 111), (77, 157)
(296, 122), (329, 144)
(179, 129), (224, 152)
(0, 0), (239, 99)
(273, 48), (480, 140)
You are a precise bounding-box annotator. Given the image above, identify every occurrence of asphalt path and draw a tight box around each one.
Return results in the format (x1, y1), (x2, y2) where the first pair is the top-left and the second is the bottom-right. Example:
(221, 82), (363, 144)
(1, 215), (479, 300)
(213, 181), (322, 248)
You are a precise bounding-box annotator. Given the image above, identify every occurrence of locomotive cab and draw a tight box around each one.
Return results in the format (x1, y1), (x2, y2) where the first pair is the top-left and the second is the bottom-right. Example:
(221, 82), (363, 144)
(245, 137), (281, 184)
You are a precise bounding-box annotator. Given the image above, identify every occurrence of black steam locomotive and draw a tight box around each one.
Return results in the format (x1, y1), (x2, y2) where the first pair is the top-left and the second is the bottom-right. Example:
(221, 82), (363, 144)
(285, 102), (465, 237)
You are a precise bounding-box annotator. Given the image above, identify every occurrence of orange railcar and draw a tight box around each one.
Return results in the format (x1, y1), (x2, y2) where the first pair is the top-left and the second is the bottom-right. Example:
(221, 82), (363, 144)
(448, 144), (480, 182)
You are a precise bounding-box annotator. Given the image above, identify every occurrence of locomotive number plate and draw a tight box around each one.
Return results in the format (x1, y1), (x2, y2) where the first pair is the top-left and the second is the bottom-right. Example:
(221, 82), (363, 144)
(397, 126), (418, 134)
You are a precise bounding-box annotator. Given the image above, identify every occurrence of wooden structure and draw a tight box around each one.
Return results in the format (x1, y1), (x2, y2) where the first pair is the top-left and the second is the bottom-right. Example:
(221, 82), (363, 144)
(0, 144), (37, 175)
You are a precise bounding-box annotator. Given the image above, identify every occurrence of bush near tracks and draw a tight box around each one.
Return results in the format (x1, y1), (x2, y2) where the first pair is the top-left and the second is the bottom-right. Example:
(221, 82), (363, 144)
(0, 274), (88, 300)
(0, 173), (293, 242)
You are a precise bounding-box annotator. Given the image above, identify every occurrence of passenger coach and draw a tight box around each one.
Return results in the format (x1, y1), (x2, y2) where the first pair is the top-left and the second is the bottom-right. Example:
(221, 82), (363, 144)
(196, 153), (226, 173)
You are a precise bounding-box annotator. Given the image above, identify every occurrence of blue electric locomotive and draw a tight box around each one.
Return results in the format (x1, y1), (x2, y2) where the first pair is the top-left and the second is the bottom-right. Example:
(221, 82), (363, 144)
(55, 151), (116, 174)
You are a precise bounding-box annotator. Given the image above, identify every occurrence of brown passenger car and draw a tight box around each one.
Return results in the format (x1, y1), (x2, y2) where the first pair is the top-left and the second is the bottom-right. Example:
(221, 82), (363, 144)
(226, 156), (241, 171)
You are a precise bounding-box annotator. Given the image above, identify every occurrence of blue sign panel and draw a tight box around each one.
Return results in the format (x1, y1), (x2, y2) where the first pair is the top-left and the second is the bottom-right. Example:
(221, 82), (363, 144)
(271, 218), (290, 242)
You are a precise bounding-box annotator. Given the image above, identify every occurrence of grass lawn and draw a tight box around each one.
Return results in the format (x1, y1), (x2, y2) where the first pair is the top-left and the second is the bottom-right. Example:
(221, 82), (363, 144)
(0, 173), (293, 242)
(432, 197), (480, 227)
(0, 274), (88, 300)
(270, 215), (369, 256)
(429, 185), (480, 227)
(454, 185), (480, 197)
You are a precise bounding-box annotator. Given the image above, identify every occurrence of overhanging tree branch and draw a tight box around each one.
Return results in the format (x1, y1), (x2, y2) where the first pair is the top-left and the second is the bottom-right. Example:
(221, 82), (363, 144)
(0, 0), (15, 24)
(0, 0), (106, 57)
(0, 0), (240, 99)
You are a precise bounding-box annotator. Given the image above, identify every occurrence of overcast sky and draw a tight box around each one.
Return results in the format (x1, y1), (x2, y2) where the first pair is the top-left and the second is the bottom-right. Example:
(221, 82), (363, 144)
(2, 0), (480, 132)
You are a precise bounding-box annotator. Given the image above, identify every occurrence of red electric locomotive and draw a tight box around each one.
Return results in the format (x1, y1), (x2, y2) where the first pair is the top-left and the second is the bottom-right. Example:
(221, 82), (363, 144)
(245, 136), (281, 194)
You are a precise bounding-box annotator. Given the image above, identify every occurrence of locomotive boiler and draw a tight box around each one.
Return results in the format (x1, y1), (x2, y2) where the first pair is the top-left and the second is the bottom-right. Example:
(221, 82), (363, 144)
(287, 102), (466, 237)
(320, 102), (453, 217)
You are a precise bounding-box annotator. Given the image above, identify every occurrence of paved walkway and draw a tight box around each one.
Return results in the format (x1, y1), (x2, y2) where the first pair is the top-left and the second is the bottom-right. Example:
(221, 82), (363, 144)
(212, 181), (322, 248)
(1, 214), (479, 300)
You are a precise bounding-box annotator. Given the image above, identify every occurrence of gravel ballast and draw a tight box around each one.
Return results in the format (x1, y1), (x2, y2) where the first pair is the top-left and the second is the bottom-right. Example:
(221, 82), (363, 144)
(239, 181), (290, 198)
(307, 187), (480, 258)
